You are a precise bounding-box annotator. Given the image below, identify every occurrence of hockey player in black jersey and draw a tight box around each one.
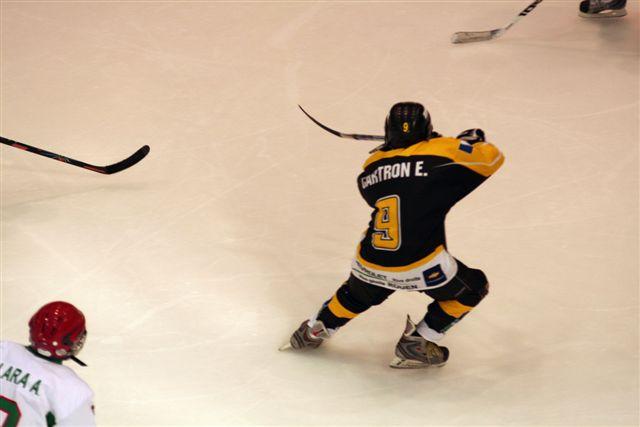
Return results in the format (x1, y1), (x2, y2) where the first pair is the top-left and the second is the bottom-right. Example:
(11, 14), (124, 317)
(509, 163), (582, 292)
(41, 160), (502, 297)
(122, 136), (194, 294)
(282, 102), (504, 368)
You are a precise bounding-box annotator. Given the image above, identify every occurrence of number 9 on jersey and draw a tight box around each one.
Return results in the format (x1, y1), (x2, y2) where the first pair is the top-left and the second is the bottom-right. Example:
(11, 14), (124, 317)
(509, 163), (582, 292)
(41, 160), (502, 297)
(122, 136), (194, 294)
(372, 195), (401, 251)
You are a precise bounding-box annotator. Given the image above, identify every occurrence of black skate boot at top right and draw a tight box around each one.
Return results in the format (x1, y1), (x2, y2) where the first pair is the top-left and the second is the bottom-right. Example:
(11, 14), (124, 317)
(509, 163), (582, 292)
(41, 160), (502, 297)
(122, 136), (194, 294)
(579, 0), (627, 18)
(390, 316), (449, 369)
(279, 319), (330, 351)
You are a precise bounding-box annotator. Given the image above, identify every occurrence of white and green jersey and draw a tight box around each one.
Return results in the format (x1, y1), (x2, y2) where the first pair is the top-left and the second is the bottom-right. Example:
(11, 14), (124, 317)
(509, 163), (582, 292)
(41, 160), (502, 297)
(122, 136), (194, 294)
(0, 341), (95, 427)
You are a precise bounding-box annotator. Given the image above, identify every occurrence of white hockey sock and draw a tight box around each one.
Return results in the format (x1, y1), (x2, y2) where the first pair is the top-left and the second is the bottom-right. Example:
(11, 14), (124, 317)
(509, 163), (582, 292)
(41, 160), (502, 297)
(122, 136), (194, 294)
(307, 316), (338, 336)
(416, 319), (445, 342)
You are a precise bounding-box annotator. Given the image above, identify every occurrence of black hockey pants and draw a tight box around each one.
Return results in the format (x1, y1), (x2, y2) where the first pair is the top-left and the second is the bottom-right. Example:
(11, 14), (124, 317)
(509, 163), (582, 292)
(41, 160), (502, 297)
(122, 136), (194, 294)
(315, 259), (489, 336)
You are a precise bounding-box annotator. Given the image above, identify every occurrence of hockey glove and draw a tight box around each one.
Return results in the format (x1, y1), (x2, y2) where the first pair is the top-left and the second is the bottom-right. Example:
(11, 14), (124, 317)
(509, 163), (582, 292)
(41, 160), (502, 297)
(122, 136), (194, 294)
(456, 128), (486, 144)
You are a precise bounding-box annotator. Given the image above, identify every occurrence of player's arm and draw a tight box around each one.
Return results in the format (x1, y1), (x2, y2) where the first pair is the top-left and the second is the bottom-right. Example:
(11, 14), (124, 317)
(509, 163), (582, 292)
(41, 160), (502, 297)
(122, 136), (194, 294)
(454, 128), (504, 178)
(430, 129), (504, 205)
(56, 398), (95, 426)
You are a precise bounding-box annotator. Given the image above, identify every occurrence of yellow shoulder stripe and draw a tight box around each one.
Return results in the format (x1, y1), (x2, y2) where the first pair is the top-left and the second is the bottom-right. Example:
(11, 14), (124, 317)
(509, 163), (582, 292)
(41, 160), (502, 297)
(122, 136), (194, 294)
(448, 142), (504, 178)
(362, 137), (504, 177)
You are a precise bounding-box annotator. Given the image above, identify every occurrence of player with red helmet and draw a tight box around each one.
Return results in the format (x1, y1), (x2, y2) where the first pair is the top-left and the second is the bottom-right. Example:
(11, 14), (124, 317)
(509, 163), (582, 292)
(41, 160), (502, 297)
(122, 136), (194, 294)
(0, 302), (95, 426)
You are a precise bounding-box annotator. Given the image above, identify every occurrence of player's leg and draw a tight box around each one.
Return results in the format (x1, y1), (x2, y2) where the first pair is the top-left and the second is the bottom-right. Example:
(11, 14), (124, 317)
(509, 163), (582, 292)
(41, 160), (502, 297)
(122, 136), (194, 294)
(314, 274), (395, 332)
(390, 260), (489, 368)
(420, 261), (489, 340)
(283, 275), (394, 350)
(579, 0), (627, 18)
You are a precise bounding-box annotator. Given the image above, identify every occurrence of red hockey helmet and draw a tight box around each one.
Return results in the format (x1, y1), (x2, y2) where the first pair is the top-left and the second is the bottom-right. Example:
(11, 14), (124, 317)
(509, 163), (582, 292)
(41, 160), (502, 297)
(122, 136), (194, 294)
(29, 301), (87, 360)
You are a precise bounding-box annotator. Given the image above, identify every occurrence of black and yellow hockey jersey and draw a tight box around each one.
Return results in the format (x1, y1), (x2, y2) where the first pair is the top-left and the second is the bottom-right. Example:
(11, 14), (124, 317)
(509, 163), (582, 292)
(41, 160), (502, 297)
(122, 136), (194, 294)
(356, 136), (504, 270)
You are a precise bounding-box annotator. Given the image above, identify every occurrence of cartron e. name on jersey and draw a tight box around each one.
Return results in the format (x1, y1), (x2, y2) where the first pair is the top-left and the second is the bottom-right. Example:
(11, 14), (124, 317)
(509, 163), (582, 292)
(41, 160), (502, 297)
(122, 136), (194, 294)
(360, 161), (431, 189)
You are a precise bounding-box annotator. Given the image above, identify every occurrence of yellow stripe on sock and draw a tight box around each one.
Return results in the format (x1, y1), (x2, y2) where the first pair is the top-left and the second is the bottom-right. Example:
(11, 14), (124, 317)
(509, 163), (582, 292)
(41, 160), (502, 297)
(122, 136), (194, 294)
(438, 300), (473, 319)
(328, 295), (358, 319)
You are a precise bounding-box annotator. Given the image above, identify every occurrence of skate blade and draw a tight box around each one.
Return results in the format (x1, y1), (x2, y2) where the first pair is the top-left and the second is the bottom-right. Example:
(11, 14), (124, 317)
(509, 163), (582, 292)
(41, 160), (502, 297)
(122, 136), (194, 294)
(278, 342), (292, 351)
(389, 356), (446, 369)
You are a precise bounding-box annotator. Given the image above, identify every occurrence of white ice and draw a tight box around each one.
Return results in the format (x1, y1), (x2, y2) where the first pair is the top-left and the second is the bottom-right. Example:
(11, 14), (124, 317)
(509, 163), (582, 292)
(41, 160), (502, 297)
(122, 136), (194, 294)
(1, 1), (638, 425)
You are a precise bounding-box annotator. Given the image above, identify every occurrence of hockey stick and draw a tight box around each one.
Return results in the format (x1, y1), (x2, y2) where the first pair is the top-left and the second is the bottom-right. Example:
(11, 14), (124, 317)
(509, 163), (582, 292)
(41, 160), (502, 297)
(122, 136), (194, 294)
(0, 136), (150, 175)
(451, 0), (543, 44)
(298, 105), (385, 141)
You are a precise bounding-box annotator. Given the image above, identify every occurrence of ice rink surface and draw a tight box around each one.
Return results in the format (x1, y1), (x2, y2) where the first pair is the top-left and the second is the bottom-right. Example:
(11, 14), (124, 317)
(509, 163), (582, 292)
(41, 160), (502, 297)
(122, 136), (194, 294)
(1, 1), (638, 425)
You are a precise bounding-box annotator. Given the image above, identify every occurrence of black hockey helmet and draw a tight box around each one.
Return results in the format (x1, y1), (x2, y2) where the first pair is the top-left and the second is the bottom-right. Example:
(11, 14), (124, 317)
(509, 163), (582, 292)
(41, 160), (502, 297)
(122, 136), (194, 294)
(383, 102), (433, 150)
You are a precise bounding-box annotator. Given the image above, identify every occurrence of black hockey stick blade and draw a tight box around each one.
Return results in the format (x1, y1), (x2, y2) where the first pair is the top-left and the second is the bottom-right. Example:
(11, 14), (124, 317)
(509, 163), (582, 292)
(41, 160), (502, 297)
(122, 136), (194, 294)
(298, 105), (384, 141)
(0, 136), (150, 175)
(100, 145), (150, 174)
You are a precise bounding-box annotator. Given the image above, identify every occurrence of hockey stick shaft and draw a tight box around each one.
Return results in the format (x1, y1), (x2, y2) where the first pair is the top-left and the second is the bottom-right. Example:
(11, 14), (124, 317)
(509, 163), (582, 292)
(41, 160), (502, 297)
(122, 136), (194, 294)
(0, 136), (150, 175)
(504, 0), (543, 31)
(451, 0), (543, 44)
(298, 105), (385, 141)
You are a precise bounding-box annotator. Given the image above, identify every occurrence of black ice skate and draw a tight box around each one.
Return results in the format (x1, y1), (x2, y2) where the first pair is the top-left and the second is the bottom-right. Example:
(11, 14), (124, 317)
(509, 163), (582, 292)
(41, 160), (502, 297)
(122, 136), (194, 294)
(579, 0), (627, 18)
(389, 316), (449, 369)
(279, 319), (330, 351)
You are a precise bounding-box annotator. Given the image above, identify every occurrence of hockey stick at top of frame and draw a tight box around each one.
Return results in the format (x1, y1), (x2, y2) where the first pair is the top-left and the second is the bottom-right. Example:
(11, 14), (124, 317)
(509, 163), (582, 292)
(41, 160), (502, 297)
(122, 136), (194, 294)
(451, 0), (544, 44)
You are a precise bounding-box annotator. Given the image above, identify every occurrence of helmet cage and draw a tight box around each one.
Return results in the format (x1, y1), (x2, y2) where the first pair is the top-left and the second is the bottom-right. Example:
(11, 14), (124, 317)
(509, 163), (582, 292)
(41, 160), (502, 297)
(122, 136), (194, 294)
(61, 329), (86, 357)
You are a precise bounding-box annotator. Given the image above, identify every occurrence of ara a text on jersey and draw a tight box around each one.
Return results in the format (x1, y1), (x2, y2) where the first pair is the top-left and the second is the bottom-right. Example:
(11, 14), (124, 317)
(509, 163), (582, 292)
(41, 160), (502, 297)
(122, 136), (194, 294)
(0, 362), (42, 395)
(360, 160), (430, 190)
